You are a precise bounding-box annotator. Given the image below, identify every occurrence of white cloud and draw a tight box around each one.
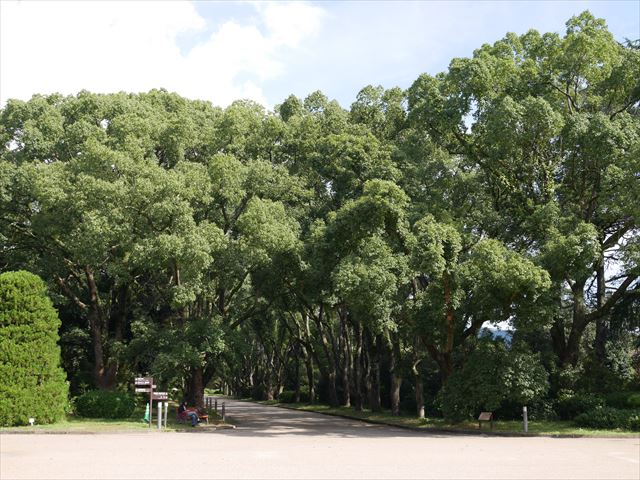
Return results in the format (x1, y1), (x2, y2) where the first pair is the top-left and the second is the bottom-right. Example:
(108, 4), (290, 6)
(259, 1), (325, 47)
(0, 0), (325, 108)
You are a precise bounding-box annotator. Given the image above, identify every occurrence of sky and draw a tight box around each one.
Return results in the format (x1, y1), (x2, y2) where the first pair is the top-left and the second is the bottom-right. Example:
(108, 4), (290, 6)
(1, 0), (639, 110)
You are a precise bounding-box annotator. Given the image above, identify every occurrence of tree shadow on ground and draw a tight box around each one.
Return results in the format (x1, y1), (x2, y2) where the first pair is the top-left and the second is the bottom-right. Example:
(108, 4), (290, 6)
(190, 400), (478, 439)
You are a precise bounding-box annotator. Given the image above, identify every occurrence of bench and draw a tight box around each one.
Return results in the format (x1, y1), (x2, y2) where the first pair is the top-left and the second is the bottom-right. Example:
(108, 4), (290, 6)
(177, 408), (209, 425)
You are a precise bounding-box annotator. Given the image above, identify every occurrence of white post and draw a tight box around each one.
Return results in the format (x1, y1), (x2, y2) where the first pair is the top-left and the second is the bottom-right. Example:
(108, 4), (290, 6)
(158, 401), (162, 430)
(523, 406), (528, 433)
(163, 402), (168, 428)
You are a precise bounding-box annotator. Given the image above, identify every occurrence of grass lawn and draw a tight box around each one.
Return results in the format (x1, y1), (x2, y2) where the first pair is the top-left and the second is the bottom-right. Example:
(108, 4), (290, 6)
(258, 401), (639, 437)
(0, 403), (230, 434)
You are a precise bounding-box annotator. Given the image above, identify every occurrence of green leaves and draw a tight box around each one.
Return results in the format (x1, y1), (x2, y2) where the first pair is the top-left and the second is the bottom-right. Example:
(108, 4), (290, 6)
(0, 271), (69, 426)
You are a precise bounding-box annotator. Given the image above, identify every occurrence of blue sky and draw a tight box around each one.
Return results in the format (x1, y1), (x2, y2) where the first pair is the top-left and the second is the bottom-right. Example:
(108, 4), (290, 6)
(190, 0), (640, 107)
(1, 1), (638, 108)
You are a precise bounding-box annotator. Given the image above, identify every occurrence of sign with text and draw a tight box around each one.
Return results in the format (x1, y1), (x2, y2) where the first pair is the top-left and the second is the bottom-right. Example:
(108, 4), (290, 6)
(135, 377), (152, 386)
(152, 392), (168, 401)
(135, 388), (151, 393)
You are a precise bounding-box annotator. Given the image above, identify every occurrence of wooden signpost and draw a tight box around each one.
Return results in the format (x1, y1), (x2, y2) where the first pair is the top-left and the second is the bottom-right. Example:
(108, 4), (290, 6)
(478, 411), (494, 430)
(135, 377), (153, 428)
(134, 377), (168, 429)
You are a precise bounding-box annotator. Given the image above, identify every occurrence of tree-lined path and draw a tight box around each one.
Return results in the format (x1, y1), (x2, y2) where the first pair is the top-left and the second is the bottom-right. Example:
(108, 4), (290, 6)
(2, 399), (638, 479)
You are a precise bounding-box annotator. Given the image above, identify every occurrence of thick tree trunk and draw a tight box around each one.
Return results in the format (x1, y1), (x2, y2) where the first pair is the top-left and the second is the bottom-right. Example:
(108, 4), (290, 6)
(84, 267), (113, 390)
(186, 367), (204, 408)
(314, 305), (339, 407)
(558, 281), (589, 367)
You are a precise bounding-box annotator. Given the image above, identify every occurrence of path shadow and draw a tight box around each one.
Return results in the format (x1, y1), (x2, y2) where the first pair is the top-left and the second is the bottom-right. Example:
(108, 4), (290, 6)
(199, 400), (476, 439)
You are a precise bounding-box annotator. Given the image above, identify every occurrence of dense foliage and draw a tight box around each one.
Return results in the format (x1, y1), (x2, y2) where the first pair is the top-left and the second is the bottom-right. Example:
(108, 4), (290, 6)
(74, 390), (136, 419)
(0, 271), (69, 426)
(1, 11), (638, 427)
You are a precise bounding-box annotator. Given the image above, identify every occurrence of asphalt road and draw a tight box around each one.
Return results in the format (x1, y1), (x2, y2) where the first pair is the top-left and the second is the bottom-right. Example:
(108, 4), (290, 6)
(1, 398), (639, 479)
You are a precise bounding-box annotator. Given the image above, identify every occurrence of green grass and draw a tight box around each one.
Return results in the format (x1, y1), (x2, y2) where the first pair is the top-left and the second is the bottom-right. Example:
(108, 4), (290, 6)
(0, 403), (230, 433)
(259, 401), (639, 437)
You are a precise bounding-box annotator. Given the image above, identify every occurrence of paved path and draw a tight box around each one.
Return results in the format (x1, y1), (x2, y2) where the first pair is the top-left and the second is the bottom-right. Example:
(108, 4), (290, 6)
(1, 398), (639, 479)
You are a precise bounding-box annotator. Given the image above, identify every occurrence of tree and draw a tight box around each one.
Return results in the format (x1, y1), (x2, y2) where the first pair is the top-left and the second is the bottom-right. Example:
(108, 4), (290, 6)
(0, 271), (69, 426)
(406, 11), (640, 372)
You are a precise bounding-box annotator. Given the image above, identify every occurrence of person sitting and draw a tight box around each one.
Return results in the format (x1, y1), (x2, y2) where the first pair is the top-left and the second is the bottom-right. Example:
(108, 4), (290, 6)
(178, 401), (200, 427)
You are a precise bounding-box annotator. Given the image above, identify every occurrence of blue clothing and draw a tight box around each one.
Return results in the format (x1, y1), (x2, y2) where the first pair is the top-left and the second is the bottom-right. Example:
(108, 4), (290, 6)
(187, 412), (199, 426)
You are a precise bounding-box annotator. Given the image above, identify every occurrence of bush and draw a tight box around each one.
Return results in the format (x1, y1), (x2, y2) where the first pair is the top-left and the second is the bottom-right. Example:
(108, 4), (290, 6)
(279, 388), (310, 403)
(0, 271), (69, 426)
(556, 393), (605, 420)
(605, 391), (640, 409)
(574, 406), (640, 431)
(75, 390), (136, 418)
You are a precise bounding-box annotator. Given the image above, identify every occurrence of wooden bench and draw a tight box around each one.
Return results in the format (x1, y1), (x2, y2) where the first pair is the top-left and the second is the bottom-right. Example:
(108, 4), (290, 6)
(177, 408), (209, 425)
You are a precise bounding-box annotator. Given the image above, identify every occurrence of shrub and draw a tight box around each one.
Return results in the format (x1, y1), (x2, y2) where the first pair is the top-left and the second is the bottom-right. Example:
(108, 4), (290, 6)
(626, 414), (640, 432)
(0, 271), (69, 426)
(574, 406), (640, 430)
(556, 393), (604, 420)
(75, 390), (136, 418)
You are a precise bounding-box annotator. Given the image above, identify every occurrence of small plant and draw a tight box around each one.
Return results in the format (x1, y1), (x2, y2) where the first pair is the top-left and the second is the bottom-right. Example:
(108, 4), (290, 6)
(75, 390), (136, 419)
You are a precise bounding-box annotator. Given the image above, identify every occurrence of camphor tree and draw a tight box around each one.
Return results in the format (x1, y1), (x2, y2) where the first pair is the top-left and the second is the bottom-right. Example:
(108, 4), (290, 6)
(406, 11), (640, 375)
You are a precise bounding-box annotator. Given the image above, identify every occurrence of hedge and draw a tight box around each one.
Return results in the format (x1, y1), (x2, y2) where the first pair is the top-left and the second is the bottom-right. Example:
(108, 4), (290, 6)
(74, 390), (136, 419)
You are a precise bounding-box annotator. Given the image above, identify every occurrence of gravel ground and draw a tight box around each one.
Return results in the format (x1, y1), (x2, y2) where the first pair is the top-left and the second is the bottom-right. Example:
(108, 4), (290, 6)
(1, 399), (638, 479)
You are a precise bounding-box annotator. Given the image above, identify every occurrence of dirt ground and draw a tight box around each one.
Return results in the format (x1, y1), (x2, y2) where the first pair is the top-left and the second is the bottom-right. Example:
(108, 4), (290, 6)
(1, 399), (638, 479)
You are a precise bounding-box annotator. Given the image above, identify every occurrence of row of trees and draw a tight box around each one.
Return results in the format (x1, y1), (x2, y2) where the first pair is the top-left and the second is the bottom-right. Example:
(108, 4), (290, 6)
(1, 12), (638, 419)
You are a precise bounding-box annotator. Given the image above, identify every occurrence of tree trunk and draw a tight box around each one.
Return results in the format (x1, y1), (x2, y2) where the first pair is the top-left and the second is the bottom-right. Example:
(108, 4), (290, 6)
(412, 338), (425, 419)
(186, 367), (204, 408)
(388, 331), (401, 416)
(314, 305), (339, 407)
(340, 311), (351, 407)
(414, 368), (425, 419)
(84, 267), (112, 389)
(558, 281), (589, 367)
(294, 345), (301, 403)
(352, 321), (364, 411)
(594, 255), (608, 361)
(369, 333), (382, 412)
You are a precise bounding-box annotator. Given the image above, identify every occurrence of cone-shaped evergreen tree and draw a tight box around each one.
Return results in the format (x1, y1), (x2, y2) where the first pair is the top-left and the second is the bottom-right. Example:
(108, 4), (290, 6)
(0, 271), (69, 426)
